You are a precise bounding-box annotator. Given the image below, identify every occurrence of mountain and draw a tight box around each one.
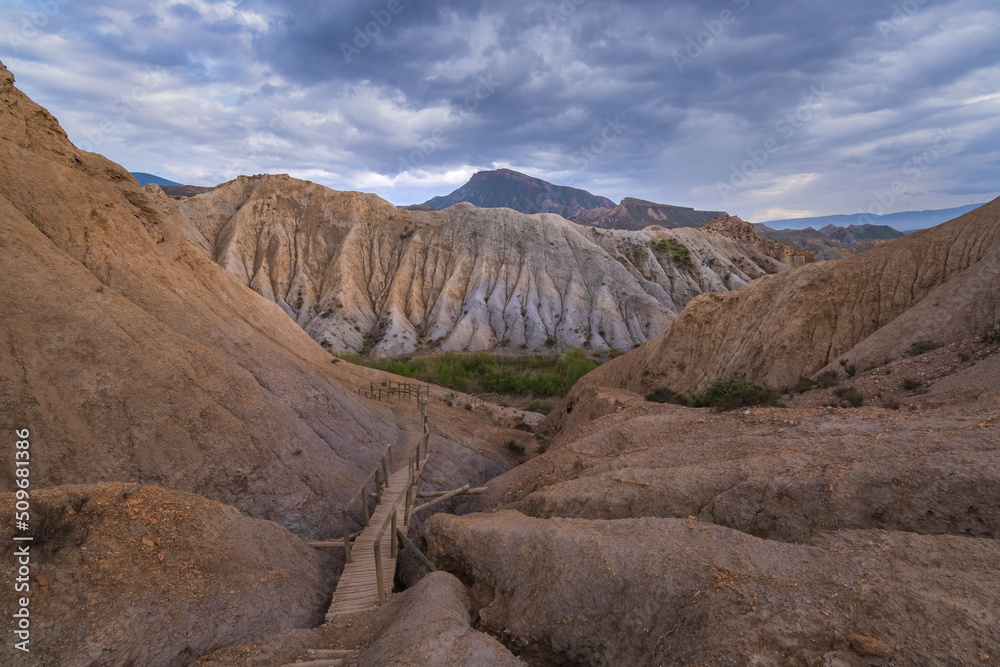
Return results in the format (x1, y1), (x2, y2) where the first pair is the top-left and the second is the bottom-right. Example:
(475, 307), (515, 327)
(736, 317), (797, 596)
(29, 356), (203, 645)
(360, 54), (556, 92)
(756, 223), (905, 260)
(575, 196), (727, 231)
(423, 168), (615, 219)
(761, 203), (986, 233)
(422, 168), (727, 230)
(130, 171), (182, 187)
(168, 176), (810, 357)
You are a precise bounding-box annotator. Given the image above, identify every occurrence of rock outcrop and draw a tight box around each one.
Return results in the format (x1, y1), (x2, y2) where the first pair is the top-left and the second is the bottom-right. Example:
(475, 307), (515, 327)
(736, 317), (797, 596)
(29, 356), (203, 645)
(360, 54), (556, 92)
(169, 176), (803, 356)
(0, 58), (415, 537)
(571, 199), (1000, 397)
(356, 572), (526, 667)
(423, 510), (1000, 666)
(0, 484), (327, 667)
(703, 215), (815, 266)
(574, 196), (727, 231)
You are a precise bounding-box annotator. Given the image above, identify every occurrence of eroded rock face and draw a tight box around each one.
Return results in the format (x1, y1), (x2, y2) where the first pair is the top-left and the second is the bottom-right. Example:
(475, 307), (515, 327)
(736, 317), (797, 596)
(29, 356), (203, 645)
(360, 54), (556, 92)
(0, 60), (413, 538)
(573, 199), (1000, 397)
(0, 484), (327, 667)
(357, 571), (525, 667)
(422, 511), (1000, 666)
(169, 176), (803, 356)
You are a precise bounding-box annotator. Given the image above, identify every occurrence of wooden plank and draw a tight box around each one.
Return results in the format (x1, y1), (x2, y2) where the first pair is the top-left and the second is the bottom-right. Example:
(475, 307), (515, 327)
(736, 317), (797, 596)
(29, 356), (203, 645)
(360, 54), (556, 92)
(417, 487), (487, 498)
(308, 650), (356, 658)
(412, 484), (470, 514)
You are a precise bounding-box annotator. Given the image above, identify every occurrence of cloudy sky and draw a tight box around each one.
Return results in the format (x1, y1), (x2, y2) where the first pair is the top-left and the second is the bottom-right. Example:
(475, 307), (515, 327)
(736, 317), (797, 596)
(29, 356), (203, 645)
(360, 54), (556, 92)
(1, 0), (997, 221)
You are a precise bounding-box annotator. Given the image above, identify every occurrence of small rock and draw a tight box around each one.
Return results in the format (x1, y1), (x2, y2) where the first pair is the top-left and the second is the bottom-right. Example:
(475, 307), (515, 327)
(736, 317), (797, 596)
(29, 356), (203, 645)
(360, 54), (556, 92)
(848, 633), (893, 657)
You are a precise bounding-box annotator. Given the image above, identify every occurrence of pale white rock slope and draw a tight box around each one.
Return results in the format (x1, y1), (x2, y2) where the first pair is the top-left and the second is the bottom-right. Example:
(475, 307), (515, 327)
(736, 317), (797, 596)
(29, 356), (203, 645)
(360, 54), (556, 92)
(168, 175), (805, 356)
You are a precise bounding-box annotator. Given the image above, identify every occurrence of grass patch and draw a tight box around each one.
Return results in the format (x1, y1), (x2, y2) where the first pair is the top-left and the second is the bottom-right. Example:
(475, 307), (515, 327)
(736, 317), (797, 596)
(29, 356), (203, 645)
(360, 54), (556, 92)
(906, 339), (941, 357)
(651, 238), (694, 270)
(336, 348), (599, 409)
(818, 370), (840, 388)
(646, 375), (780, 412)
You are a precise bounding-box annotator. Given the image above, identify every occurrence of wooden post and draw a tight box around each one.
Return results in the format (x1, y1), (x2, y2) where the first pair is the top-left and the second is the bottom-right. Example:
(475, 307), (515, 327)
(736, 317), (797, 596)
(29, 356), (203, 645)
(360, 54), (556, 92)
(374, 542), (385, 604)
(396, 527), (437, 573)
(387, 447), (394, 473)
(362, 486), (370, 526)
(375, 469), (383, 504)
(381, 456), (388, 486)
(404, 485), (413, 527)
(342, 509), (352, 563)
(390, 511), (398, 557)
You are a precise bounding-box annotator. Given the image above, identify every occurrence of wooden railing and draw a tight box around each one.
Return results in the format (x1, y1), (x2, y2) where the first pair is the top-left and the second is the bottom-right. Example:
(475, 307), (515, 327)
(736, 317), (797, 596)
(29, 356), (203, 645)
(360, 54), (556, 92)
(358, 380), (430, 404)
(368, 385), (431, 602)
(340, 443), (395, 560)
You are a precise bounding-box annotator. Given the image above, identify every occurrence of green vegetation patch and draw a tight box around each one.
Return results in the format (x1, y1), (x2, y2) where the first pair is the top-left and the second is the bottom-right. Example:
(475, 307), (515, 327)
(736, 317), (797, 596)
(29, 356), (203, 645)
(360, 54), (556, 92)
(651, 238), (694, 270)
(646, 375), (780, 412)
(337, 348), (599, 410)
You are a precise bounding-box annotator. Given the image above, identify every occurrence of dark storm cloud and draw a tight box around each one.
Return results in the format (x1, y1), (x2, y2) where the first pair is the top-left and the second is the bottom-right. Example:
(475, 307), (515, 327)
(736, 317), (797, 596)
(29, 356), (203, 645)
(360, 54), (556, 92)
(1, 0), (996, 218)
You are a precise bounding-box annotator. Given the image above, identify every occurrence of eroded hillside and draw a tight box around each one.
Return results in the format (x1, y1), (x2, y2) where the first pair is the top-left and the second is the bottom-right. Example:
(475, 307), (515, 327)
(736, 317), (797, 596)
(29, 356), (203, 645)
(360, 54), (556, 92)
(565, 199), (1000, 399)
(168, 175), (810, 356)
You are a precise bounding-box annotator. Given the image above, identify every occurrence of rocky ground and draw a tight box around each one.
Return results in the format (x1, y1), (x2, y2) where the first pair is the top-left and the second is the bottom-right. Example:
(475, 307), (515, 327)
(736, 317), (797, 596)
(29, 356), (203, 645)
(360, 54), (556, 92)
(0, 484), (333, 667)
(411, 336), (1000, 665)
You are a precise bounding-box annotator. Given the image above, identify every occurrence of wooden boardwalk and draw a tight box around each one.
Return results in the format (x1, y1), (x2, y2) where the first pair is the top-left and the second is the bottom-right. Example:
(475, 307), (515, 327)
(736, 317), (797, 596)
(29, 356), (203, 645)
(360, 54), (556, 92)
(325, 464), (418, 618)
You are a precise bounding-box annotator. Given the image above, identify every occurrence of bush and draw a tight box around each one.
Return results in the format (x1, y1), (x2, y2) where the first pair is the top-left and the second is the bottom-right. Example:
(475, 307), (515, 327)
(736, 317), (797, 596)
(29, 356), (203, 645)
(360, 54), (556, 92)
(833, 386), (865, 408)
(985, 323), (1000, 345)
(906, 340), (941, 357)
(880, 395), (901, 410)
(794, 377), (815, 394)
(695, 376), (779, 412)
(645, 387), (690, 405)
(819, 370), (840, 388)
(902, 377), (923, 392)
(652, 238), (694, 270)
(506, 440), (526, 456)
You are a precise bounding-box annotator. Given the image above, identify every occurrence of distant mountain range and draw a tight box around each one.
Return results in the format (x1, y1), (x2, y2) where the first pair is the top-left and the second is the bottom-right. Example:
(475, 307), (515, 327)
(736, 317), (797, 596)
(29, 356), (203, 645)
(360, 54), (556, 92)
(420, 169), (727, 231)
(760, 204), (986, 233)
(130, 172), (214, 197)
(131, 172), (182, 187)
(755, 223), (905, 261)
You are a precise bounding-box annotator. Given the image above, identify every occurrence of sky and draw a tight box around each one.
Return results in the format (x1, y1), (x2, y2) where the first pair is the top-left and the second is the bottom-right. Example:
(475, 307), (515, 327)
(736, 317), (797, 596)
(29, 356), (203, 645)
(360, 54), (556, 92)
(0, 0), (997, 222)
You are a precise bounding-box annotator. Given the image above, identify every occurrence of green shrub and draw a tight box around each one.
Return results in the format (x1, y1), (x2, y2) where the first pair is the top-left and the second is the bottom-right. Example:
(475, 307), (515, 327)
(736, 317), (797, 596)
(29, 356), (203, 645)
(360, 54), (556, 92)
(794, 377), (815, 394)
(295, 291), (304, 310)
(651, 238), (694, 270)
(906, 340), (941, 357)
(902, 378), (923, 392)
(695, 376), (779, 412)
(506, 440), (526, 456)
(645, 387), (690, 405)
(819, 370), (840, 388)
(833, 386), (865, 408)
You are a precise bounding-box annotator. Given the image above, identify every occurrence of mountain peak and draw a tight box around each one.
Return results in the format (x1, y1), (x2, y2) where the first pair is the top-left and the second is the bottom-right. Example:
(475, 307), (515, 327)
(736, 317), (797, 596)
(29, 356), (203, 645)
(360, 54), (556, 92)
(423, 169), (726, 230)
